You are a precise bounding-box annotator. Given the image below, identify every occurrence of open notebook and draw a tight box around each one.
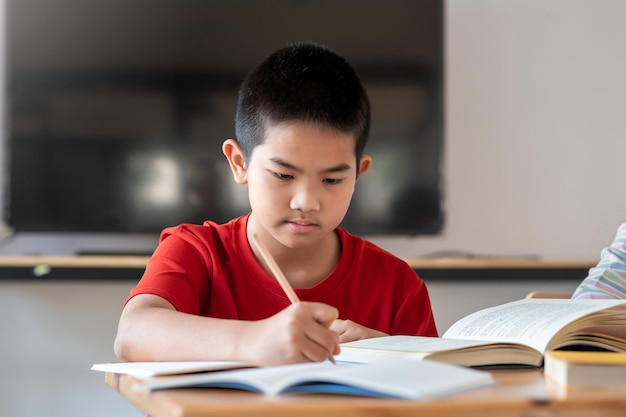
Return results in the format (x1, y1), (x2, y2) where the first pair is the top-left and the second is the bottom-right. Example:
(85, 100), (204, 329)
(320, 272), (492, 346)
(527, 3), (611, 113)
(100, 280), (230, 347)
(93, 358), (495, 399)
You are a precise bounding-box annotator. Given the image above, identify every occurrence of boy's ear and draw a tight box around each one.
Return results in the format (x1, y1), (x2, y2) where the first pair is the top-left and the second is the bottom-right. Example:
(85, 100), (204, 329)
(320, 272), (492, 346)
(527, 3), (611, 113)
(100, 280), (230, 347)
(357, 155), (372, 178)
(222, 139), (248, 184)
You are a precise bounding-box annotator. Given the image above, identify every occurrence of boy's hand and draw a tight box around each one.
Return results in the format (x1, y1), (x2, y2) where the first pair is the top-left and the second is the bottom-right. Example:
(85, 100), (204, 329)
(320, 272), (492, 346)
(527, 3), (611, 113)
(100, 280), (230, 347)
(244, 302), (340, 366)
(330, 319), (388, 343)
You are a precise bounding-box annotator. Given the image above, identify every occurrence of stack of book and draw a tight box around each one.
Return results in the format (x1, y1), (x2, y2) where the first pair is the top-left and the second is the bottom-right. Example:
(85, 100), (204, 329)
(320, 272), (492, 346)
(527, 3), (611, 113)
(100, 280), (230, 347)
(544, 351), (626, 389)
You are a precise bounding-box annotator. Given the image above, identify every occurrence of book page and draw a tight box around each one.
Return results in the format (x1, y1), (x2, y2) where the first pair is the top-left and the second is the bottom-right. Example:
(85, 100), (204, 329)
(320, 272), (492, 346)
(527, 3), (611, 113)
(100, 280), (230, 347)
(575, 324), (626, 341)
(443, 299), (626, 353)
(339, 335), (497, 355)
(91, 360), (253, 377)
(278, 358), (494, 399)
(337, 335), (542, 367)
(134, 362), (339, 393)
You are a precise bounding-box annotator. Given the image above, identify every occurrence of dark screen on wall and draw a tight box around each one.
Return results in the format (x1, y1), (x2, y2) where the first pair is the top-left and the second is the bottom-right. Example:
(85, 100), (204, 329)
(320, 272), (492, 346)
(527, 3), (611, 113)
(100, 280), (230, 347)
(5, 0), (444, 236)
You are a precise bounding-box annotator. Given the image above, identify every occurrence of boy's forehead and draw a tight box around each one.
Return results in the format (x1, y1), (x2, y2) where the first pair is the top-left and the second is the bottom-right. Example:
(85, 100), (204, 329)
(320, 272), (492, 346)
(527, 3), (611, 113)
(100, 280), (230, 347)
(255, 121), (359, 165)
(262, 120), (358, 144)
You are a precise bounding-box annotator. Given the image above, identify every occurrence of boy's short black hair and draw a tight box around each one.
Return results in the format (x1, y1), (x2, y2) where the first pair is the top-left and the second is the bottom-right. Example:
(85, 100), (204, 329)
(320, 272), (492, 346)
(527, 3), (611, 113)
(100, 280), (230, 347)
(235, 42), (371, 166)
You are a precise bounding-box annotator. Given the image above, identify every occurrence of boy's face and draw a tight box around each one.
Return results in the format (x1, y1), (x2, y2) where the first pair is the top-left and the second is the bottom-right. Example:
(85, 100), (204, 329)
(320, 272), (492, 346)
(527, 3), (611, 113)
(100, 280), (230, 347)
(224, 121), (371, 250)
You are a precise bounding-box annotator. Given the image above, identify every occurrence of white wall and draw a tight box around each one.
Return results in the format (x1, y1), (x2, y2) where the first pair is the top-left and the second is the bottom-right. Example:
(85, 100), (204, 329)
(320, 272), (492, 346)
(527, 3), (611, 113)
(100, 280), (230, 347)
(378, 0), (626, 260)
(0, 282), (144, 417)
(1, 1), (625, 417)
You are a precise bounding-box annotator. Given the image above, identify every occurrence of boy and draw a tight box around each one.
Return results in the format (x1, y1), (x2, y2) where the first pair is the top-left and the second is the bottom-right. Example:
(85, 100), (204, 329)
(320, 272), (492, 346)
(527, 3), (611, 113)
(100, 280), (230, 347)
(114, 42), (437, 366)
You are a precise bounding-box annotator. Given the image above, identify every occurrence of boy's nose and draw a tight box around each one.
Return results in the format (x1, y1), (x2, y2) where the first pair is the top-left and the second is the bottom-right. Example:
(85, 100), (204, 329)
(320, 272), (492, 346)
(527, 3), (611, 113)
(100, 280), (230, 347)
(289, 185), (321, 212)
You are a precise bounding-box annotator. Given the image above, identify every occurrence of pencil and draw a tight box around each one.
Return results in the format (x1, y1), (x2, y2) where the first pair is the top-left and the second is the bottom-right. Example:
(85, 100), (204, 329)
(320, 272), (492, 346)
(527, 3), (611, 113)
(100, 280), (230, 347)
(250, 233), (336, 364)
(251, 233), (300, 304)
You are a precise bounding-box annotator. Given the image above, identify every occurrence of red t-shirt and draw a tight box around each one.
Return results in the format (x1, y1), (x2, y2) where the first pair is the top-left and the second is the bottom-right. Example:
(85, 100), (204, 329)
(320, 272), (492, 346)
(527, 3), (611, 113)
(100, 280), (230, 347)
(129, 214), (438, 336)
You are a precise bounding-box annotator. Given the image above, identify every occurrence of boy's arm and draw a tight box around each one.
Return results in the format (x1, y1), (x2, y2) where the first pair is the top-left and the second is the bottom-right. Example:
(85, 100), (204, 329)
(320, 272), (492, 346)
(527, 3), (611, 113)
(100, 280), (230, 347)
(114, 294), (340, 366)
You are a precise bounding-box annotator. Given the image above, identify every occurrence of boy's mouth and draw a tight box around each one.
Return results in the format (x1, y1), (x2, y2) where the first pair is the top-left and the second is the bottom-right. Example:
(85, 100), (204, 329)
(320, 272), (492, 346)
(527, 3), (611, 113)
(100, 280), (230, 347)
(286, 219), (317, 233)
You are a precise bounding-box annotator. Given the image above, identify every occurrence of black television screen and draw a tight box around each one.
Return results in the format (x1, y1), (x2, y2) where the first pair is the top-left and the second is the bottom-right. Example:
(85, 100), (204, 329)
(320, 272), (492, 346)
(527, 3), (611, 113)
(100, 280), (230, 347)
(4, 0), (444, 237)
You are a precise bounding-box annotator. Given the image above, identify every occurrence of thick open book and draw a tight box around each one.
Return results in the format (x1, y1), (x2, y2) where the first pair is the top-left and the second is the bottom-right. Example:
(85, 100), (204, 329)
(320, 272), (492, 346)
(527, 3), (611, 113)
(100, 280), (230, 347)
(336, 298), (626, 368)
(128, 359), (494, 399)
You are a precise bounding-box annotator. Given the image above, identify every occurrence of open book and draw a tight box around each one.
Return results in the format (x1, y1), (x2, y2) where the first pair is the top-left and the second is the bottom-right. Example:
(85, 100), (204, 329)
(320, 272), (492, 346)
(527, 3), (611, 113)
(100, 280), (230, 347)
(336, 298), (626, 368)
(127, 359), (494, 399)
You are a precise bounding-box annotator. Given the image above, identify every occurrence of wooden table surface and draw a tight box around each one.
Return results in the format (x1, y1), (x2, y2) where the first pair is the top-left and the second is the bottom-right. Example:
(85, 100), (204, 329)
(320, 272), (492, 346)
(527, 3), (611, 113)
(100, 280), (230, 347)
(105, 368), (626, 417)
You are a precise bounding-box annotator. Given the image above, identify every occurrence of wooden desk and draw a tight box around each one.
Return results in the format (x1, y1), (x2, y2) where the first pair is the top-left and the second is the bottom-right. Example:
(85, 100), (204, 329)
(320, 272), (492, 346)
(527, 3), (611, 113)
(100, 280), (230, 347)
(104, 369), (626, 417)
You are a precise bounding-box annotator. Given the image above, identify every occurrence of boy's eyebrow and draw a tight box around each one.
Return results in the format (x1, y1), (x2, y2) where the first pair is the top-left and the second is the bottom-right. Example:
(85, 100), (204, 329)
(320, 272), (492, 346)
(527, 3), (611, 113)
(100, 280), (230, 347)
(269, 157), (352, 174)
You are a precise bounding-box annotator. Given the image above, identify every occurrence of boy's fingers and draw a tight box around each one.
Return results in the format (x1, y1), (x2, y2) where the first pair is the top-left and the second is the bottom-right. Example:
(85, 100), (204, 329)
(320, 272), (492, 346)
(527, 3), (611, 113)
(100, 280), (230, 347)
(304, 319), (339, 359)
(302, 331), (338, 362)
(306, 302), (339, 328)
(283, 302), (339, 362)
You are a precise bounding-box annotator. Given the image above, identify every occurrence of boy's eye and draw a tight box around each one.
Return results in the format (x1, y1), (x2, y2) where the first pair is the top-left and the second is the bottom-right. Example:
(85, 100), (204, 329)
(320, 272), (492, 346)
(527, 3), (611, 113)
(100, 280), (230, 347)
(272, 171), (293, 180)
(323, 178), (343, 185)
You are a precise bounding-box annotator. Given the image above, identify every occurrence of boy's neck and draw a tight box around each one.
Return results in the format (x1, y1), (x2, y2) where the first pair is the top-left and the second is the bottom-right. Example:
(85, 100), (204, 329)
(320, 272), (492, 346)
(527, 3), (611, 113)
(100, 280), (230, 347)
(249, 229), (341, 289)
(276, 232), (341, 288)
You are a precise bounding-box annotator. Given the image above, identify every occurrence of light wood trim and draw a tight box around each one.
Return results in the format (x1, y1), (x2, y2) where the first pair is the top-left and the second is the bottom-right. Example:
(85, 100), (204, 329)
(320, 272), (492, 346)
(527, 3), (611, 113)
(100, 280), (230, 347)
(0, 255), (150, 268)
(104, 369), (626, 417)
(406, 258), (596, 269)
(0, 256), (595, 270)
